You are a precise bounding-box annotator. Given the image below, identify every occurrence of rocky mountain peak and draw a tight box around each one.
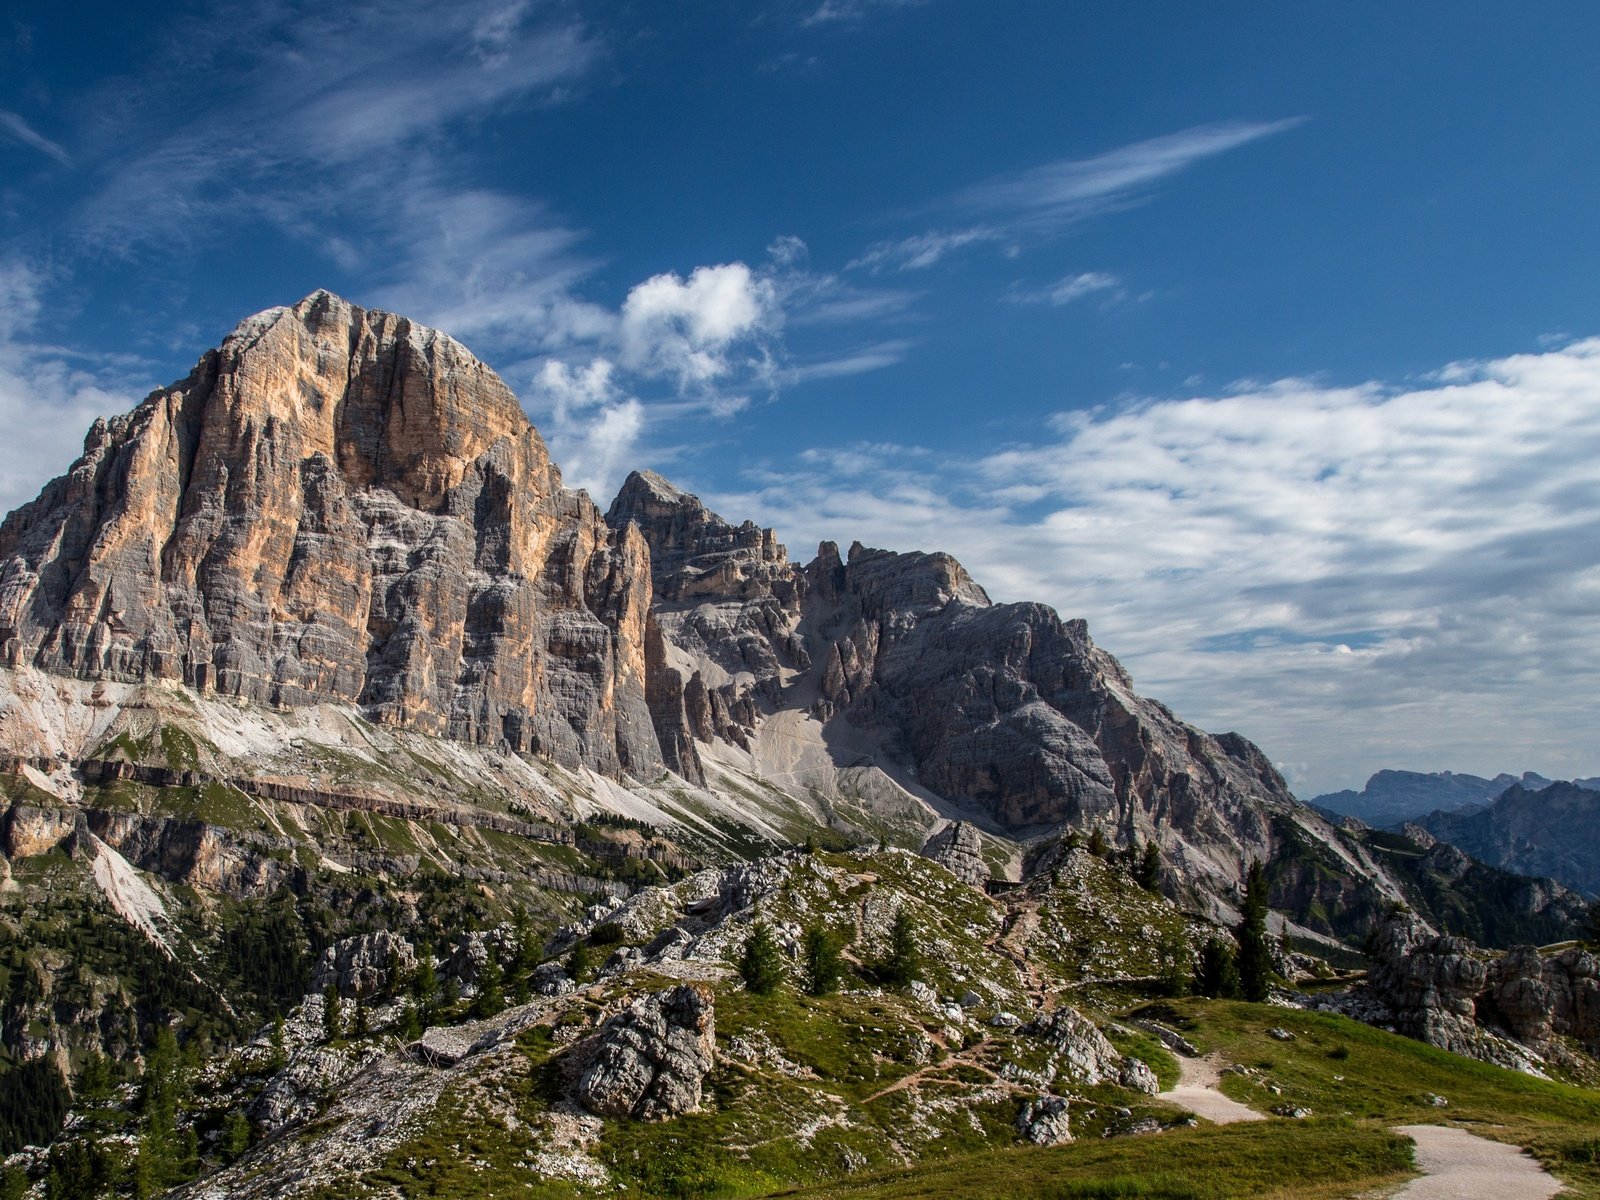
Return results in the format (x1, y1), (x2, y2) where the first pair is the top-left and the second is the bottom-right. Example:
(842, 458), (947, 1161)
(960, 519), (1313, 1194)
(0, 293), (658, 774)
(607, 469), (790, 603)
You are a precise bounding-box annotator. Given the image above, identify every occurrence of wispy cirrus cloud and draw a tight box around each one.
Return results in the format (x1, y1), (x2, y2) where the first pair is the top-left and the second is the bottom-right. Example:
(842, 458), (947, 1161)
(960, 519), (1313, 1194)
(1009, 271), (1123, 306)
(0, 110), (68, 165)
(801, 0), (928, 27)
(854, 118), (1304, 272)
(711, 337), (1600, 796)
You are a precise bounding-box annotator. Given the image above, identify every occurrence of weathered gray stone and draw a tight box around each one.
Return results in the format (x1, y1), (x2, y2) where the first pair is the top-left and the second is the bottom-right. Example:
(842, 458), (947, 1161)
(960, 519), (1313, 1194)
(1015, 1095), (1071, 1144)
(921, 821), (989, 889)
(575, 984), (715, 1121)
(312, 932), (416, 999)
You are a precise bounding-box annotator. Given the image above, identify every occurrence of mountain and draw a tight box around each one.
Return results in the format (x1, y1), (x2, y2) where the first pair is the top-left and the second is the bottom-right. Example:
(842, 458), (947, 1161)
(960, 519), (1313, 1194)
(0, 291), (1375, 916)
(1409, 781), (1600, 897)
(2, 293), (1595, 1195)
(1311, 769), (1558, 827)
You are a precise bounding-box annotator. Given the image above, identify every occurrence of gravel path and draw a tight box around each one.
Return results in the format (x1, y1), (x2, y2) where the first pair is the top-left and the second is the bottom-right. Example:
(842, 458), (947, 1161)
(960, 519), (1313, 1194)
(1158, 1053), (1265, 1125)
(1392, 1125), (1562, 1199)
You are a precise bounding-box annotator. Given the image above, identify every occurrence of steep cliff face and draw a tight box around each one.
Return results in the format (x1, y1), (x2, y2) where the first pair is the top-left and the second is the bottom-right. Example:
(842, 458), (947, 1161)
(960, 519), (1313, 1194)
(606, 471), (808, 781)
(1413, 781), (1600, 897)
(0, 292), (659, 775)
(608, 483), (1300, 899)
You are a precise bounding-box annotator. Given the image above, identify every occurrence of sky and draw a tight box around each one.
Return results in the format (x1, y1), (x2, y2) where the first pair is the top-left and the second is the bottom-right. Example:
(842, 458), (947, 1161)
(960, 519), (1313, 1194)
(2, 1), (1598, 798)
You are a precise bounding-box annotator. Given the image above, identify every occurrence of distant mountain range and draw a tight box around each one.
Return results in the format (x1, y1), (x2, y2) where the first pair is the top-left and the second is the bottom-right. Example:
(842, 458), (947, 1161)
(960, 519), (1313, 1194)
(1315, 771), (1600, 898)
(1405, 781), (1600, 899)
(1311, 769), (1599, 828)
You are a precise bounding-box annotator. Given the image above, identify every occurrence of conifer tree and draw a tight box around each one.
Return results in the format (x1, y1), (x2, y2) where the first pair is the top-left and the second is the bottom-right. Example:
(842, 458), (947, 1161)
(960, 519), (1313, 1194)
(1195, 936), (1241, 999)
(567, 940), (593, 985)
(803, 925), (845, 996)
(1234, 860), (1274, 1002)
(1138, 841), (1162, 892)
(472, 953), (505, 1018)
(1087, 827), (1109, 858)
(322, 984), (342, 1041)
(881, 908), (921, 987)
(739, 921), (786, 995)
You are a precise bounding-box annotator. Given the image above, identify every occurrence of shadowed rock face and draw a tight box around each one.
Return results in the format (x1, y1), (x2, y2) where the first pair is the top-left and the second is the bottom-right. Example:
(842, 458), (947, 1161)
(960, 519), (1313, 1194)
(608, 477), (1293, 893)
(0, 292), (660, 775)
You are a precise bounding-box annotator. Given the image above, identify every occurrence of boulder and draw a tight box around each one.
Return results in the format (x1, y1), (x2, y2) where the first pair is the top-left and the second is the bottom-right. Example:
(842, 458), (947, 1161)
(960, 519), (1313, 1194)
(575, 985), (716, 1121)
(1015, 1095), (1071, 1144)
(920, 821), (990, 889)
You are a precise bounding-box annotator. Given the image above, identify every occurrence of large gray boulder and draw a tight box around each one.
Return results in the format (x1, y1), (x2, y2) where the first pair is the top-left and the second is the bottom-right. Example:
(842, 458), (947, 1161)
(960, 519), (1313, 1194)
(920, 821), (989, 889)
(575, 985), (716, 1121)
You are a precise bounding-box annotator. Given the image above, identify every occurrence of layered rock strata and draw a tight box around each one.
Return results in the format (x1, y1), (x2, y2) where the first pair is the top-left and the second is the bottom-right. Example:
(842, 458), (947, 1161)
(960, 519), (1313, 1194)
(0, 292), (659, 774)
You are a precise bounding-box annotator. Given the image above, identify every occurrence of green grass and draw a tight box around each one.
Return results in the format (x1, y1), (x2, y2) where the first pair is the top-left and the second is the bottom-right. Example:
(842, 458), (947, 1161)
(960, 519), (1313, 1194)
(1167, 998), (1600, 1197)
(773, 1119), (1413, 1199)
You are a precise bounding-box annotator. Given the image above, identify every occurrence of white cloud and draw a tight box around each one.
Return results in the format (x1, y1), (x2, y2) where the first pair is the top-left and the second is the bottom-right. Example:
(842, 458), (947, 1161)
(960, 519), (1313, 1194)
(618, 263), (779, 389)
(1011, 271), (1122, 306)
(0, 110), (69, 165)
(710, 339), (1600, 796)
(0, 263), (145, 514)
(801, 0), (927, 26)
(954, 118), (1307, 227)
(848, 227), (1001, 272)
(855, 119), (1304, 273)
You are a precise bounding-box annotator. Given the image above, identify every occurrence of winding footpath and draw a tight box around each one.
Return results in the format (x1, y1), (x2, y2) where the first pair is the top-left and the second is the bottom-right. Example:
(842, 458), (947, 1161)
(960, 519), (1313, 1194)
(1157, 1055), (1563, 1198)
(1157, 1052), (1264, 1125)
(1390, 1124), (1562, 1200)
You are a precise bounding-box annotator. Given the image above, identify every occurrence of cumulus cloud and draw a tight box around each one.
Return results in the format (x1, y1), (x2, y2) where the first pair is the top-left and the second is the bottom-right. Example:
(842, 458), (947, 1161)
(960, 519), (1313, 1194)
(712, 339), (1600, 796)
(619, 263), (779, 389)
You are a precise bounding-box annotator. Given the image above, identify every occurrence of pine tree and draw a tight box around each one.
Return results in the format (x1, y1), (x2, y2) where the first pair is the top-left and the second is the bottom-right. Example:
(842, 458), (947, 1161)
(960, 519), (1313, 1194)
(322, 984), (342, 1041)
(1195, 936), (1241, 999)
(1234, 860), (1274, 1002)
(221, 1110), (251, 1160)
(881, 908), (921, 988)
(1138, 841), (1162, 892)
(1087, 827), (1109, 858)
(412, 945), (438, 1015)
(472, 954), (505, 1018)
(802, 925), (845, 996)
(567, 940), (593, 985)
(738, 922), (786, 995)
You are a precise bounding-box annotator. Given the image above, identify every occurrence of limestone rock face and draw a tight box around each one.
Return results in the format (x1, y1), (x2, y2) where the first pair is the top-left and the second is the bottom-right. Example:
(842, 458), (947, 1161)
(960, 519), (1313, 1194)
(1486, 944), (1600, 1054)
(610, 480), (1292, 897)
(312, 932), (416, 999)
(575, 984), (715, 1120)
(1366, 914), (1488, 1054)
(920, 821), (989, 889)
(606, 471), (807, 779)
(0, 292), (659, 776)
(1015, 1095), (1071, 1144)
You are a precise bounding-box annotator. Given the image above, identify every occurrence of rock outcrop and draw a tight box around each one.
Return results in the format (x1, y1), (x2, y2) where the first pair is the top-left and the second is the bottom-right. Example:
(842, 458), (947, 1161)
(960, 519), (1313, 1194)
(0, 292), (659, 776)
(574, 984), (716, 1121)
(1365, 916), (1488, 1057)
(920, 821), (989, 889)
(312, 932), (417, 999)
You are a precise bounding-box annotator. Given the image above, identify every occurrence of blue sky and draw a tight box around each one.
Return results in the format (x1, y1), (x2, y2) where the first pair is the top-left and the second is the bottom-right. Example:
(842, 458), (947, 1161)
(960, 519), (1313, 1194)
(3, 1), (1599, 797)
